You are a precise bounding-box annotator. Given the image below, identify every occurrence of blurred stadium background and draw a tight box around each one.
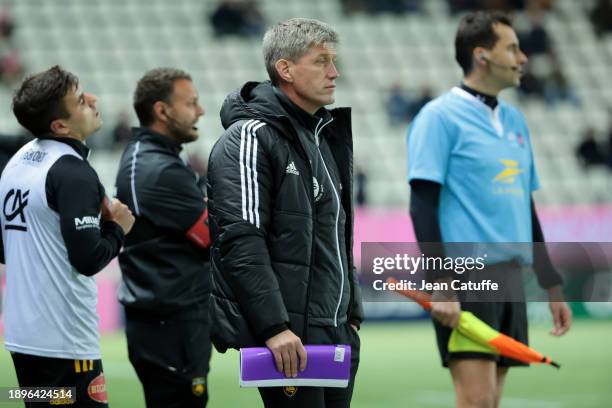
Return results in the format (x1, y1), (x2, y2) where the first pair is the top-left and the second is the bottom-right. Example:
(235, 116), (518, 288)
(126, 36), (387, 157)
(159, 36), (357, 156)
(0, 0), (611, 406)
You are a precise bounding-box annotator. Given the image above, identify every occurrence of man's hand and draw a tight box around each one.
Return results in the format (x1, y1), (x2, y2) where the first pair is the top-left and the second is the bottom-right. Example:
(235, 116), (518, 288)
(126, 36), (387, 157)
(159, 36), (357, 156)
(265, 329), (307, 378)
(548, 285), (572, 336)
(350, 324), (359, 333)
(431, 300), (461, 328)
(103, 197), (135, 235)
(430, 280), (460, 328)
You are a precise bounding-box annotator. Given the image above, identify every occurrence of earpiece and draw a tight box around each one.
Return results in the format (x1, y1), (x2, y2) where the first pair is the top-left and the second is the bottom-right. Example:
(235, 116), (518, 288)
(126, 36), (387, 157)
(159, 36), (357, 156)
(477, 52), (519, 71)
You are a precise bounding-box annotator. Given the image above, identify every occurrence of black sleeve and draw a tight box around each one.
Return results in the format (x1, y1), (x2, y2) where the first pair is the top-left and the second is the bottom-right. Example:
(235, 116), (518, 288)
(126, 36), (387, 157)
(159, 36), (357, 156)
(409, 179), (451, 280)
(409, 179), (443, 242)
(259, 323), (290, 342)
(531, 198), (563, 289)
(47, 156), (124, 277)
(409, 179), (453, 281)
(138, 161), (205, 232)
(348, 265), (364, 327)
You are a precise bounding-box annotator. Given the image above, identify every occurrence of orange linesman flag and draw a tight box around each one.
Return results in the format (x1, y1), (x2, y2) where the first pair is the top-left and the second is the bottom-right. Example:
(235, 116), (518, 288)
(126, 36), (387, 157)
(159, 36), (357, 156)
(386, 277), (560, 368)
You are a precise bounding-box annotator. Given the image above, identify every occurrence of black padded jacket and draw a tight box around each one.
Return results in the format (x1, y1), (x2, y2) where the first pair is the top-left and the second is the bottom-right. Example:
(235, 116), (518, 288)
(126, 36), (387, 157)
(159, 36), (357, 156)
(207, 81), (364, 352)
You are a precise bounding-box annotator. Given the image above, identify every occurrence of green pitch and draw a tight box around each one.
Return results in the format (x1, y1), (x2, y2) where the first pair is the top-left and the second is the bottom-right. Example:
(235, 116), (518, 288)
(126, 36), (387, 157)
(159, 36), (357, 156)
(1, 319), (611, 407)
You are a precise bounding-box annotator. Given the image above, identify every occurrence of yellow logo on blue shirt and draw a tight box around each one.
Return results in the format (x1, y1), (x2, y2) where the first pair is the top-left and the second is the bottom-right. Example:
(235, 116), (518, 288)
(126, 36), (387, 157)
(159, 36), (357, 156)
(493, 159), (523, 184)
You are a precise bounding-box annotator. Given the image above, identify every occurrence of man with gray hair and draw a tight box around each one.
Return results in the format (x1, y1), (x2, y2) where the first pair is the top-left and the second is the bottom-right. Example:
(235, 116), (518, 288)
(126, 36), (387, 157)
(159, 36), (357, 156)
(208, 18), (363, 407)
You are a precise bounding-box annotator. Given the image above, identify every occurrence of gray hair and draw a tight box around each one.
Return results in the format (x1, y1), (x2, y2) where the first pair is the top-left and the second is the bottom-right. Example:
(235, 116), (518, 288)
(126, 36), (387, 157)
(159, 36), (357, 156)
(262, 18), (339, 85)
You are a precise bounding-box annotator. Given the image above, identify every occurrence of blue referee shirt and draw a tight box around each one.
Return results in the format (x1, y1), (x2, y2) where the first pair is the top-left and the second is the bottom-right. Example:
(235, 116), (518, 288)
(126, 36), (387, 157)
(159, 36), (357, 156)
(407, 87), (539, 264)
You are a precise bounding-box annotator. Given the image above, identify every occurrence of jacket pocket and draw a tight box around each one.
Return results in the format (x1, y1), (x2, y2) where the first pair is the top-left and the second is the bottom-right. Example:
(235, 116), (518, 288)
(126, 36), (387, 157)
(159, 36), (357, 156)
(210, 294), (256, 353)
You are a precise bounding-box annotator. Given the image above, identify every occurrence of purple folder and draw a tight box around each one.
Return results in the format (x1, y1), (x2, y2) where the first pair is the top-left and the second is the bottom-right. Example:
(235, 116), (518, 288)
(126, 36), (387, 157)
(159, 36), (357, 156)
(240, 345), (351, 388)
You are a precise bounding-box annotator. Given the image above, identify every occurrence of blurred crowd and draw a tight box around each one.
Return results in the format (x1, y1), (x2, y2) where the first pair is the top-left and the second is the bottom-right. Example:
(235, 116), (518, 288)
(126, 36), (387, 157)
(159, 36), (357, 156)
(340, 0), (422, 14)
(513, 3), (579, 107)
(0, 5), (28, 170)
(0, 5), (24, 87)
(575, 113), (612, 172)
(2, 0), (612, 200)
(340, 0), (554, 15)
(448, 0), (551, 14)
(589, 0), (612, 38)
(385, 83), (433, 127)
(208, 0), (265, 39)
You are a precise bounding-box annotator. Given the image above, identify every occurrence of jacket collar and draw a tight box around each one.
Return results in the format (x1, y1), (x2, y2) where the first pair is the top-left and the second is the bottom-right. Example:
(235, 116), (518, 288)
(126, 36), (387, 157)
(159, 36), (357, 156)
(134, 127), (183, 154)
(273, 87), (333, 132)
(36, 135), (89, 159)
(459, 83), (498, 110)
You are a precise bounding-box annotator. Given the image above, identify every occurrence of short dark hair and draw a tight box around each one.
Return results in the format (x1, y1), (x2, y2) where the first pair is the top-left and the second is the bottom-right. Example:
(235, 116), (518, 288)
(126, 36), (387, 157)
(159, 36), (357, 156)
(12, 65), (79, 137)
(455, 11), (513, 75)
(133, 68), (192, 126)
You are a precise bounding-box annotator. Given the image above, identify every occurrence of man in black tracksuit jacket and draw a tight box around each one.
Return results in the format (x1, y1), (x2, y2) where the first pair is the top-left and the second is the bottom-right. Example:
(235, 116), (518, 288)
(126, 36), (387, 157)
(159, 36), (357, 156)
(114, 68), (211, 407)
(207, 18), (363, 408)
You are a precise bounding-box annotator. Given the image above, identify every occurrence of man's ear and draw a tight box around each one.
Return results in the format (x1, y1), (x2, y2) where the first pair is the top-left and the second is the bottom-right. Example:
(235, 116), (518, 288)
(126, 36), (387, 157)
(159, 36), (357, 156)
(153, 101), (168, 123)
(50, 119), (70, 136)
(275, 59), (293, 83)
(473, 46), (488, 67)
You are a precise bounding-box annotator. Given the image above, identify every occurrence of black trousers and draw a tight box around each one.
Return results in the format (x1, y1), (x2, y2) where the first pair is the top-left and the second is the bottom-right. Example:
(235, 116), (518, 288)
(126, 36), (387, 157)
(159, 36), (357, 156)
(11, 352), (108, 407)
(258, 322), (360, 408)
(125, 311), (212, 408)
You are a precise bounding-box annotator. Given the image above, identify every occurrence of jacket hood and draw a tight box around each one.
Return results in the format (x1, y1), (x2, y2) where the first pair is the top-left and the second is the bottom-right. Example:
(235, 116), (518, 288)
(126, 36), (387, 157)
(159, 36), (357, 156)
(220, 81), (290, 131)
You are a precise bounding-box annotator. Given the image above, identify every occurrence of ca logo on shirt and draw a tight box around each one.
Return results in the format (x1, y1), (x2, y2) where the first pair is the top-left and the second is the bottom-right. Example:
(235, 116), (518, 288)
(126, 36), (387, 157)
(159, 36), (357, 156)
(493, 159), (523, 184)
(3, 188), (29, 232)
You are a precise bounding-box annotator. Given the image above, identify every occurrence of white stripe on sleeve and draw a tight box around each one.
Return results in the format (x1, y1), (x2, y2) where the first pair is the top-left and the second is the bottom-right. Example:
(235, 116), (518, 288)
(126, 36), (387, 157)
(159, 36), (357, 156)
(244, 120), (258, 224)
(130, 141), (141, 216)
(239, 119), (256, 221)
(250, 122), (266, 228)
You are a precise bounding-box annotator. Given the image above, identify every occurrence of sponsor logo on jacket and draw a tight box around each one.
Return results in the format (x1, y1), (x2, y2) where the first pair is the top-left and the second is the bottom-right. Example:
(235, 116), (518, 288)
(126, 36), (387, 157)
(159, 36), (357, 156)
(74, 214), (101, 230)
(21, 149), (48, 164)
(285, 161), (300, 176)
(313, 177), (324, 202)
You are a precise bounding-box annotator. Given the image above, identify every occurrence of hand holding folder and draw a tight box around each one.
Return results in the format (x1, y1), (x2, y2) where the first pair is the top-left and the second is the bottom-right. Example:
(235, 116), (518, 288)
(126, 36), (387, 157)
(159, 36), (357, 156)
(240, 345), (352, 388)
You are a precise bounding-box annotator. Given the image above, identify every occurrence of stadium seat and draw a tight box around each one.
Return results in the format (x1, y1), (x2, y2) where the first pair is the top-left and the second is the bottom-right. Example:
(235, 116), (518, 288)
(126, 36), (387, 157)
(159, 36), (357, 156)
(1, 0), (610, 206)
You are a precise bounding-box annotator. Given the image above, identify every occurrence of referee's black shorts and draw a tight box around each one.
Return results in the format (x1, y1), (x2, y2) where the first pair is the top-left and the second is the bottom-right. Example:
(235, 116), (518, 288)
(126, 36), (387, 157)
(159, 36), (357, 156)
(11, 352), (108, 407)
(433, 260), (529, 368)
(433, 301), (529, 367)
